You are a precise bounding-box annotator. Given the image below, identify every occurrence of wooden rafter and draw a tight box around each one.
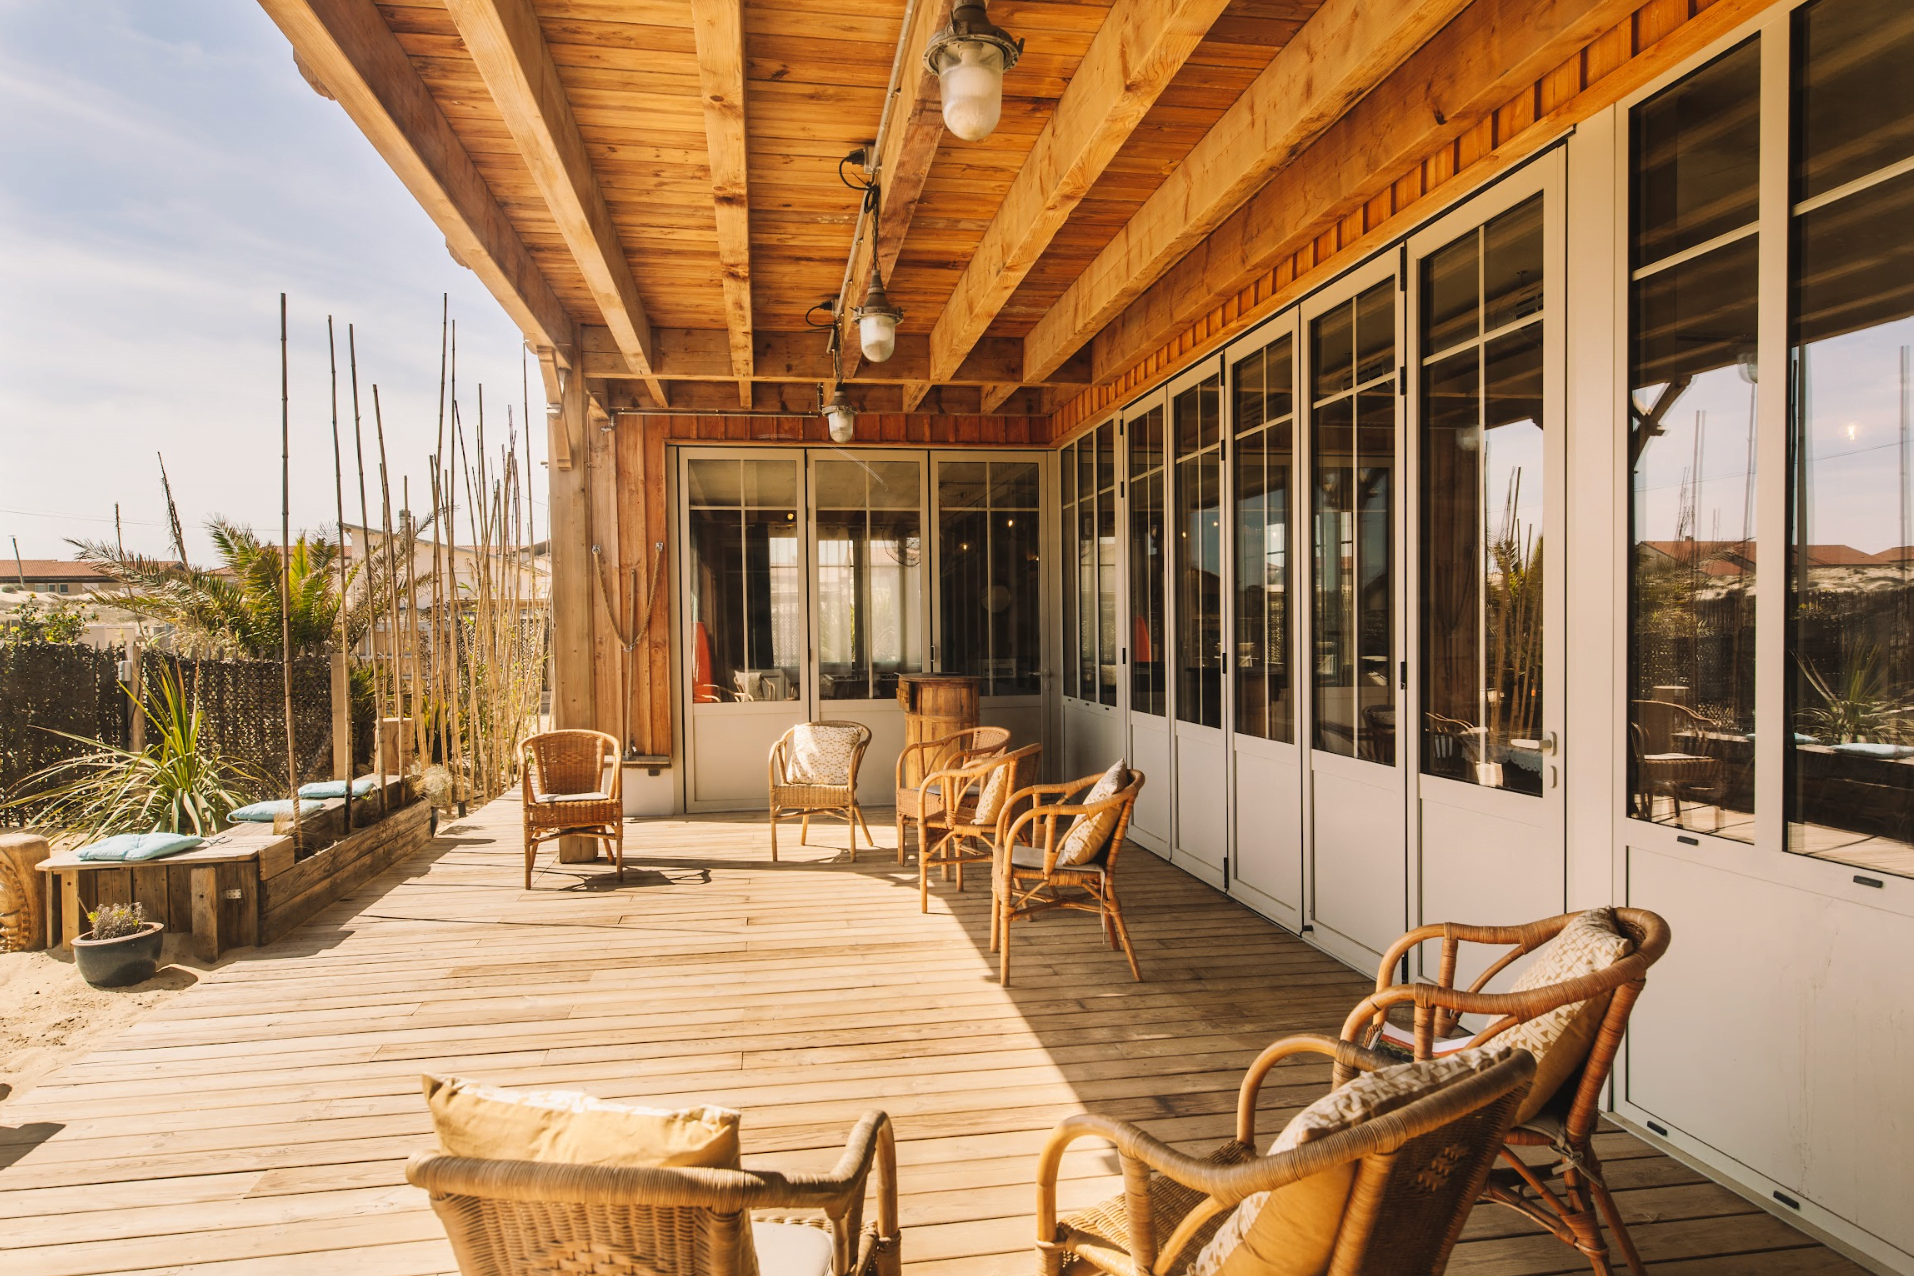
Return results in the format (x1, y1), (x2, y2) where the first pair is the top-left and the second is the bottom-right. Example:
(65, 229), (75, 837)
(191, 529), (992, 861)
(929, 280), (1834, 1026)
(1022, 0), (1474, 385)
(443, 0), (666, 406)
(257, 0), (573, 361)
(979, 384), (1020, 414)
(841, 0), (952, 382)
(925, 0), (1233, 392)
(689, 0), (753, 408)
(1089, 0), (1653, 382)
(578, 326), (1091, 388)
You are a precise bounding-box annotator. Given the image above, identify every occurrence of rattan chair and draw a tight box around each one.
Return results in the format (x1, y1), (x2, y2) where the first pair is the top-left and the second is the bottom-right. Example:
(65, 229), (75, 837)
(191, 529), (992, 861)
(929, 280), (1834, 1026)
(893, 726), (1011, 865)
(1339, 909), (1672, 1276)
(993, 769), (1145, 986)
(521, 730), (624, 890)
(408, 1109), (901, 1276)
(1035, 1035), (1535, 1276)
(916, 743), (1041, 914)
(769, 722), (875, 862)
(1629, 700), (1726, 824)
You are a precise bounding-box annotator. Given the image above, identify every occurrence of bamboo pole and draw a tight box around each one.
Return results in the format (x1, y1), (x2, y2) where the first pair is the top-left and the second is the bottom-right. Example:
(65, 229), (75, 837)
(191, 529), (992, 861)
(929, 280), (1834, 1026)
(327, 317), (354, 833)
(405, 476), (425, 774)
(373, 386), (407, 798)
(277, 294), (301, 851)
(347, 326), (384, 808)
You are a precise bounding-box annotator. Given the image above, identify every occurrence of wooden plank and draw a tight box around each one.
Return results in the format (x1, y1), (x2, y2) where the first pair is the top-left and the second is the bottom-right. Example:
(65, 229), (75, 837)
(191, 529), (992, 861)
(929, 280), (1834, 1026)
(582, 326), (1090, 388)
(190, 865), (220, 962)
(1021, 0), (1474, 383)
(442, 0), (666, 403)
(256, 0), (574, 360)
(689, 0), (753, 402)
(924, 0), (1233, 384)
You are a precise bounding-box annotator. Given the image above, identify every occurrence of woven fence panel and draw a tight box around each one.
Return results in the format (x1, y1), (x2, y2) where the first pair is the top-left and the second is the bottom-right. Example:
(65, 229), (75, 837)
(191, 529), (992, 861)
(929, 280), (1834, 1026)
(0, 643), (127, 824)
(144, 653), (338, 790)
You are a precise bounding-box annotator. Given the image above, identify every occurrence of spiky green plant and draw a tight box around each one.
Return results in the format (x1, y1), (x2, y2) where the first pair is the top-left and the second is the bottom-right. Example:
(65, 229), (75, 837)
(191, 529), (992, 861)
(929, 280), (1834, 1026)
(1796, 643), (1914, 745)
(2, 666), (264, 837)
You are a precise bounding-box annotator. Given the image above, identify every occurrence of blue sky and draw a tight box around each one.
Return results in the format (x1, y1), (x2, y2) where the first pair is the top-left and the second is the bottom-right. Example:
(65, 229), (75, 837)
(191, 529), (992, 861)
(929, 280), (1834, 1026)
(0, 1), (541, 563)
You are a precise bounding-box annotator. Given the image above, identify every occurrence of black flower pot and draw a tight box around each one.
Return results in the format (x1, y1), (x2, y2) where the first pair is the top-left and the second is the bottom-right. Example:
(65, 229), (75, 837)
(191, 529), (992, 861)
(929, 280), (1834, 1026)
(72, 921), (165, 988)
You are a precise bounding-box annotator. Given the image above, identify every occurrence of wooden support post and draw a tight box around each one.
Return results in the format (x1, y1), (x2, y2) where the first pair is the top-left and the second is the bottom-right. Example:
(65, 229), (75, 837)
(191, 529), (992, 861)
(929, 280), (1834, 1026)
(126, 639), (145, 755)
(331, 650), (352, 780)
(548, 350), (600, 863)
(190, 865), (221, 962)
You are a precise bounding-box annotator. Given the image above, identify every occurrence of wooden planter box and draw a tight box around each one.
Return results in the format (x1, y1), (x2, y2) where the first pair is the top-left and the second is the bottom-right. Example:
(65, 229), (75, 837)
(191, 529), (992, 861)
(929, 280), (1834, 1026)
(39, 785), (434, 960)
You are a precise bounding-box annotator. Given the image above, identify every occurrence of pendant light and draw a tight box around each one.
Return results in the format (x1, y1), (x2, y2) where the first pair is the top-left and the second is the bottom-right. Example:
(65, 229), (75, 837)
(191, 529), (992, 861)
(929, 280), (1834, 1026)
(825, 386), (857, 443)
(924, 2), (1024, 142)
(854, 271), (903, 363)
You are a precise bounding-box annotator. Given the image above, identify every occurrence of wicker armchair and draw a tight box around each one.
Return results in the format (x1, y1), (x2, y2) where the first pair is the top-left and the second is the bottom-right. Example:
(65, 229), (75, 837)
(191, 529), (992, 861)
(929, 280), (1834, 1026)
(1630, 700), (1726, 824)
(521, 730), (624, 890)
(1036, 1035), (1535, 1276)
(993, 770), (1145, 986)
(1340, 909), (1672, 1276)
(408, 1109), (901, 1276)
(893, 726), (1011, 866)
(916, 743), (1041, 914)
(769, 722), (875, 862)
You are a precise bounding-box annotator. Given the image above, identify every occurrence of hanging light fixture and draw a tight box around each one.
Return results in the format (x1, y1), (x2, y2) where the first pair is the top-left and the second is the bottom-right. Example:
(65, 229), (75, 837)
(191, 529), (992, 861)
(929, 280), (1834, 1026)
(924, 2), (1023, 142)
(824, 386), (857, 443)
(855, 271), (903, 363)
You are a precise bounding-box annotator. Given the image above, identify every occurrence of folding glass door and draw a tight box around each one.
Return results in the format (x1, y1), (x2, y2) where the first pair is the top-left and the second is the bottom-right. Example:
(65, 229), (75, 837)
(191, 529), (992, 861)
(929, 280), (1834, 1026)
(1060, 421), (1123, 780)
(1125, 397), (1174, 851)
(1168, 362), (1229, 884)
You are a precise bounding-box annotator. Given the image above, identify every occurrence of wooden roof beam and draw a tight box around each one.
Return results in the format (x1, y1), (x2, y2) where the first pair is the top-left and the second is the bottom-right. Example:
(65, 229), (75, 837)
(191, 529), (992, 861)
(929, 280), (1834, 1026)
(1021, 0), (1474, 385)
(842, 0), (952, 382)
(580, 326), (1091, 387)
(925, 0), (1233, 389)
(444, 0), (666, 407)
(1089, 0), (1655, 382)
(690, 0), (754, 408)
(256, 0), (574, 362)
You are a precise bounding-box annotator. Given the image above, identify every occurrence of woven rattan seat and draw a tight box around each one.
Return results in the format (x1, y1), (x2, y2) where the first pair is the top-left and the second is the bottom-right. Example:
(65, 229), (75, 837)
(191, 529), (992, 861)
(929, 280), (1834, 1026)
(769, 722), (875, 862)
(408, 1110), (900, 1276)
(917, 743), (1041, 915)
(893, 727), (1010, 865)
(1036, 1035), (1535, 1276)
(993, 769), (1145, 985)
(1340, 909), (1671, 1276)
(521, 731), (624, 890)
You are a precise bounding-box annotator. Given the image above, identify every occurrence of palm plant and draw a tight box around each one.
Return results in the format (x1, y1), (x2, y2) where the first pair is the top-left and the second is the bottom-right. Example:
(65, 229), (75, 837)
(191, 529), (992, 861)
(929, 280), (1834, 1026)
(2, 665), (265, 837)
(1797, 643), (1914, 745)
(69, 517), (399, 658)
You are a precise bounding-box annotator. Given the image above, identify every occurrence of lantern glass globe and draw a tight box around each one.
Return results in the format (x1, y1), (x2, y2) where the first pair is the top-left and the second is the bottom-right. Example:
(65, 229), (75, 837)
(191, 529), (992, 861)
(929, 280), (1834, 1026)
(935, 41), (1005, 142)
(858, 310), (899, 363)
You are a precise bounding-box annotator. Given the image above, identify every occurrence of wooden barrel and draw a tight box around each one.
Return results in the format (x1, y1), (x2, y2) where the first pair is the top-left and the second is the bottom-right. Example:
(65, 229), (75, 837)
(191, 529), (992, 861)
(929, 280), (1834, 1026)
(896, 675), (982, 788)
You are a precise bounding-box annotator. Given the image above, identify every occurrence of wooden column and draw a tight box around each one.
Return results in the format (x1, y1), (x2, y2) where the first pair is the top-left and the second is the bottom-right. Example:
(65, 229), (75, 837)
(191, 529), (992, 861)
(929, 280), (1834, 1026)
(547, 354), (601, 862)
(126, 639), (145, 755)
(615, 415), (671, 759)
(330, 650), (352, 780)
(586, 397), (625, 748)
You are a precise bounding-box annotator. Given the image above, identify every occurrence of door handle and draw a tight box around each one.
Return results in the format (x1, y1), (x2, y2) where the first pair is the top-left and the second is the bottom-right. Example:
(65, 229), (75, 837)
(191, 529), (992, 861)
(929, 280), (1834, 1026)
(1538, 731), (1560, 755)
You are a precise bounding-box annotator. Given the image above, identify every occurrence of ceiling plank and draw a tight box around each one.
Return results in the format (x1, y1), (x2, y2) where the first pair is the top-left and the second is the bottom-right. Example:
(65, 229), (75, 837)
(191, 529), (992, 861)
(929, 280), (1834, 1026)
(443, 0), (665, 404)
(689, 0), (754, 407)
(1022, 0), (1474, 384)
(841, 0), (951, 382)
(257, 0), (574, 360)
(925, 0), (1233, 386)
(1091, 0), (1655, 383)
(580, 326), (1090, 387)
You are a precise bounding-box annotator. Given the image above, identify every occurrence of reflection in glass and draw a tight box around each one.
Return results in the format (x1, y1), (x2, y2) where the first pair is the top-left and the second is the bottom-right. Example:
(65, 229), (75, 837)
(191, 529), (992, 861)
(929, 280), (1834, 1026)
(939, 461), (1041, 696)
(686, 459), (802, 703)
(1312, 280), (1397, 763)
(1131, 407), (1168, 716)
(1175, 375), (1225, 728)
(815, 459), (921, 700)
(1786, 112), (1914, 877)
(1793, 0), (1914, 203)
(1065, 426), (1120, 707)
(1061, 441), (1078, 701)
(1234, 337), (1294, 742)
(1420, 196), (1547, 795)
(1631, 37), (1761, 268)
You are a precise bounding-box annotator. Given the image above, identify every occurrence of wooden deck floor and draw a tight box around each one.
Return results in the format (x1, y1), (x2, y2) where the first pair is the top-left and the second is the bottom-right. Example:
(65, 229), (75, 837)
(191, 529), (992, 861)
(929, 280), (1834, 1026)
(0, 797), (1866, 1276)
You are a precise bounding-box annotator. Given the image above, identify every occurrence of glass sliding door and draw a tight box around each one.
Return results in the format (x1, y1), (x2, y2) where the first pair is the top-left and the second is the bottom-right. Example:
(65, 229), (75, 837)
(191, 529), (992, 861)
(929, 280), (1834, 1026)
(935, 455), (1048, 752)
(1303, 258), (1406, 967)
(1170, 363), (1228, 884)
(1127, 397), (1173, 851)
(1061, 425), (1123, 780)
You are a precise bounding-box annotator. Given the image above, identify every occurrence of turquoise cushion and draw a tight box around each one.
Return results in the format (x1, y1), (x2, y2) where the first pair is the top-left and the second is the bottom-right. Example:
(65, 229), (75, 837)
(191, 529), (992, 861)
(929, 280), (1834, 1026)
(229, 799), (300, 822)
(297, 777), (379, 799)
(75, 832), (205, 862)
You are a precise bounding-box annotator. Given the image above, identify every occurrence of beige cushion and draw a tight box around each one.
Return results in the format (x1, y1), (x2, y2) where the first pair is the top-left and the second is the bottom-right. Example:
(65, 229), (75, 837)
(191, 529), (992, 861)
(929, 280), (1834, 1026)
(422, 1074), (741, 1169)
(1188, 1046), (1513, 1276)
(975, 757), (1015, 824)
(1056, 762), (1128, 866)
(1498, 909), (1632, 1123)
(753, 1221), (835, 1276)
(786, 724), (860, 785)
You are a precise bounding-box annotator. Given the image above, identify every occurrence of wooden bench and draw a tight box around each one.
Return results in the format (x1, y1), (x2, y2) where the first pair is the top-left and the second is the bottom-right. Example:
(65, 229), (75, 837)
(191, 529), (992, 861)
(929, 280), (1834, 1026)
(37, 780), (426, 962)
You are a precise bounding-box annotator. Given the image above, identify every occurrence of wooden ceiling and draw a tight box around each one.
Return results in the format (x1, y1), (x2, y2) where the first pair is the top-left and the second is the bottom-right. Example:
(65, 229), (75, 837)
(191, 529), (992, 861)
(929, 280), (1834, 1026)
(264, 0), (1501, 415)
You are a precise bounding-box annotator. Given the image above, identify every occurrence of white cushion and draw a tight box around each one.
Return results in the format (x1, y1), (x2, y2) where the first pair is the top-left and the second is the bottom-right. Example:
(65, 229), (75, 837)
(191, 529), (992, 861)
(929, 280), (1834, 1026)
(1498, 908), (1632, 1122)
(1056, 762), (1128, 866)
(752, 1221), (835, 1276)
(786, 724), (861, 785)
(422, 1075), (740, 1169)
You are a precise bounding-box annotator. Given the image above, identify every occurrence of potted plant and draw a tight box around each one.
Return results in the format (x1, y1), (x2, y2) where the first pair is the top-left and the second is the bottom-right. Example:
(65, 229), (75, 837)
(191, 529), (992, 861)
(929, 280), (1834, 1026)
(73, 902), (165, 988)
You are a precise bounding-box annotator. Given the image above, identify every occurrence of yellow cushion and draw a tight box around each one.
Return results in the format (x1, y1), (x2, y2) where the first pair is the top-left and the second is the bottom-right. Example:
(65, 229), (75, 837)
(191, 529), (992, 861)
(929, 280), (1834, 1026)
(1056, 762), (1128, 866)
(422, 1074), (741, 1169)
(1188, 1046), (1513, 1276)
(975, 758), (1014, 824)
(1498, 909), (1632, 1123)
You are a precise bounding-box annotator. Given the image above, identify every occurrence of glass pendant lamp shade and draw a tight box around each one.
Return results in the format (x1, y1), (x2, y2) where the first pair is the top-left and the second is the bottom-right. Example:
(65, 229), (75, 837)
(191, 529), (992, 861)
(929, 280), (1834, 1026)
(855, 277), (903, 363)
(825, 388), (857, 443)
(925, 4), (1023, 143)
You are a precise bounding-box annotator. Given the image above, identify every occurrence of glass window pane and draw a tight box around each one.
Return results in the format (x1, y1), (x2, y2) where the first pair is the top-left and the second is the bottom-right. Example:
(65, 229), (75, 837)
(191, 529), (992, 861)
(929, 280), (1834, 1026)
(1175, 376), (1225, 728)
(1787, 166), (1914, 878)
(1234, 346), (1267, 430)
(687, 461), (801, 705)
(1355, 281), (1396, 385)
(1312, 395), (1356, 756)
(1793, 0), (1914, 202)
(1356, 387), (1397, 765)
(1060, 441), (1076, 509)
(1061, 445), (1079, 701)
(1097, 419), (1116, 494)
(1098, 494), (1119, 707)
(815, 459), (921, 701)
(1425, 233), (1479, 356)
(1077, 500), (1097, 701)
(1484, 194), (1546, 333)
(1131, 445), (1166, 717)
(1234, 338), (1294, 743)
(1632, 37), (1761, 268)
(1313, 303), (1353, 400)
(742, 459), (797, 508)
(1422, 346), (1484, 780)
(687, 458), (742, 507)
(939, 461), (1041, 697)
(1627, 237), (1760, 839)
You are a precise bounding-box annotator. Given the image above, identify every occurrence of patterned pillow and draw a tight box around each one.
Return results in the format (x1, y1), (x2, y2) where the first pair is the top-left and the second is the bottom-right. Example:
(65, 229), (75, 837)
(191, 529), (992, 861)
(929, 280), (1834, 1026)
(1497, 908), (1632, 1122)
(974, 756), (1016, 824)
(1188, 1046), (1514, 1276)
(1055, 761), (1128, 866)
(785, 723), (861, 786)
